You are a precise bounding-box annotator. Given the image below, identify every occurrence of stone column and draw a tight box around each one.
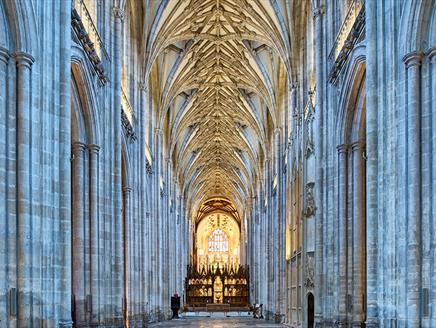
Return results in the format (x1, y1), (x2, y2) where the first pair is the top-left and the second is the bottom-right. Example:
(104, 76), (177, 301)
(175, 194), (181, 293)
(154, 128), (163, 314)
(14, 51), (34, 327)
(252, 195), (258, 302)
(58, 0), (73, 324)
(365, 0), (379, 326)
(258, 177), (265, 305)
(429, 48), (436, 328)
(122, 187), (132, 325)
(88, 144), (100, 322)
(177, 196), (182, 285)
(145, 210), (152, 315)
(72, 142), (87, 325)
(163, 158), (171, 314)
(265, 157), (273, 317)
(0, 48), (9, 321)
(403, 51), (423, 327)
(256, 183), (262, 302)
(138, 82), (146, 320)
(337, 144), (348, 326)
(351, 141), (365, 326)
(312, 4), (325, 326)
(112, 5), (124, 322)
(274, 127), (285, 317)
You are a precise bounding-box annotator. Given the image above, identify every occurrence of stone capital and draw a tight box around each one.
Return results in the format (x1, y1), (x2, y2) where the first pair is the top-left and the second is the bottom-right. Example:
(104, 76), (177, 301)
(427, 46), (436, 60)
(13, 51), (35, 69)
(112, 7), (125, 21)
(0, 46), (10, 63)
(351, 140), (364, 151)
(123, 186), (133, 195)
(336, 144), (348, 154)
(88, 144), (101, 154)
(72, 142), (87, 155)
(403, 51), (423, 68)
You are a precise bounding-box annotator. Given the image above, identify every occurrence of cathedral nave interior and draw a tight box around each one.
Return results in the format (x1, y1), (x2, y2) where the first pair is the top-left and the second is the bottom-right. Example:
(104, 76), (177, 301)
(0, 0), (435, 327)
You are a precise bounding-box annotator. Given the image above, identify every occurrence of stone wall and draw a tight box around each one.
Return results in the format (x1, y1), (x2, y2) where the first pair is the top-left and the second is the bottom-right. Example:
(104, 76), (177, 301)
(0, 0), (189, 326)
(245, 0), (436, 327)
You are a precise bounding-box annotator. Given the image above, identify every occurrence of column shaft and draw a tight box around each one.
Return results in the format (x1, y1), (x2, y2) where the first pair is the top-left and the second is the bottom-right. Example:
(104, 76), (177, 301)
(0, 48), (9, 324)
(58, 0), (73, 324)
(88, 145), (100, 322)
(72, 142), (87, 324)
(430, 49), (436, 327)
(123, 187), (132, 324)
(352, 142), (365, 325)
(403, 52), (423, 327)
(312, 4), (325, 325)
(15, 52), (34, 327)
(365, 0), (378, 324)
(113, 6), (124, 320)
(337, 144), (348, 324)
(155, 129), (162, 314)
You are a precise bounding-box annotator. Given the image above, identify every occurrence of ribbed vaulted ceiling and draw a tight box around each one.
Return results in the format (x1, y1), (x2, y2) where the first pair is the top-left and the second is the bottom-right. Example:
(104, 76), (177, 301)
(146, 0), (289, 214)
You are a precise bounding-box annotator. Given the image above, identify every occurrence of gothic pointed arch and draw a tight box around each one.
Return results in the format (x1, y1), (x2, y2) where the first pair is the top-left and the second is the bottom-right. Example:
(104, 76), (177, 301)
(71, 53), (102, 145)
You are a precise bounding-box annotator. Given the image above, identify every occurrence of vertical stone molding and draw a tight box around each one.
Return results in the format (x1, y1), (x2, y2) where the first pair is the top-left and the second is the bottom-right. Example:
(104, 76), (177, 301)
(252, 195), (258, 302)
(312, 4), (325, 327)
(122, 186), (132, 324)
(364, 0), (378, 325)
(88, 144), (100, 322)
(58, 0), (73, 322)
(429, 47), (436, 328)
(72, 141), (87, 325)
(264, 157), (272, 317)
(164, 158), (171, 314)
(336, 144), (348, 326)
(113, 5), (124, 318)
(0, 49), (8, 312)
(154, 128), (164, 313)
(14, 51), (34, 327)
(403, 51), (423, 327)
(290, 84), (297, 123)
(273, 127), (284, 315)
(351, 141), (365, 327)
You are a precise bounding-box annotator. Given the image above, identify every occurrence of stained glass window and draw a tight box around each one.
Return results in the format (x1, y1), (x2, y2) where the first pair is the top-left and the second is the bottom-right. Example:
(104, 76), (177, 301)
(208, 229), (228, 252)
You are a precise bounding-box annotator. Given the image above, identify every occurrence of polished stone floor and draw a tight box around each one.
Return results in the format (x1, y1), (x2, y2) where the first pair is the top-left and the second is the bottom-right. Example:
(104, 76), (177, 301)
(149, 317), (286, 327)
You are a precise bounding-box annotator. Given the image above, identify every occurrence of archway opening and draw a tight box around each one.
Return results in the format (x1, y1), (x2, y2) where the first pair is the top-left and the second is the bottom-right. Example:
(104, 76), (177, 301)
(185, 200), (250, 308)
(307, 293), (314, 328)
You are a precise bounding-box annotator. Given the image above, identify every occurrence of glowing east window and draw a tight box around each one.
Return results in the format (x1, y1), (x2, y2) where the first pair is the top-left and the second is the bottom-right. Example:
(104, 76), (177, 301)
(208, 229), (228, 252)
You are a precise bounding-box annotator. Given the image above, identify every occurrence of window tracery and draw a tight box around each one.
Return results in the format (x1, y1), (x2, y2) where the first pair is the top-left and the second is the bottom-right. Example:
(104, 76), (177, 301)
(208, 228), (229, 252)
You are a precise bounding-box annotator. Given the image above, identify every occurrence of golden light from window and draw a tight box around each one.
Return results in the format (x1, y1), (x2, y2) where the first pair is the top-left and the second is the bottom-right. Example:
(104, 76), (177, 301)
(196, 213), (240, 271)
